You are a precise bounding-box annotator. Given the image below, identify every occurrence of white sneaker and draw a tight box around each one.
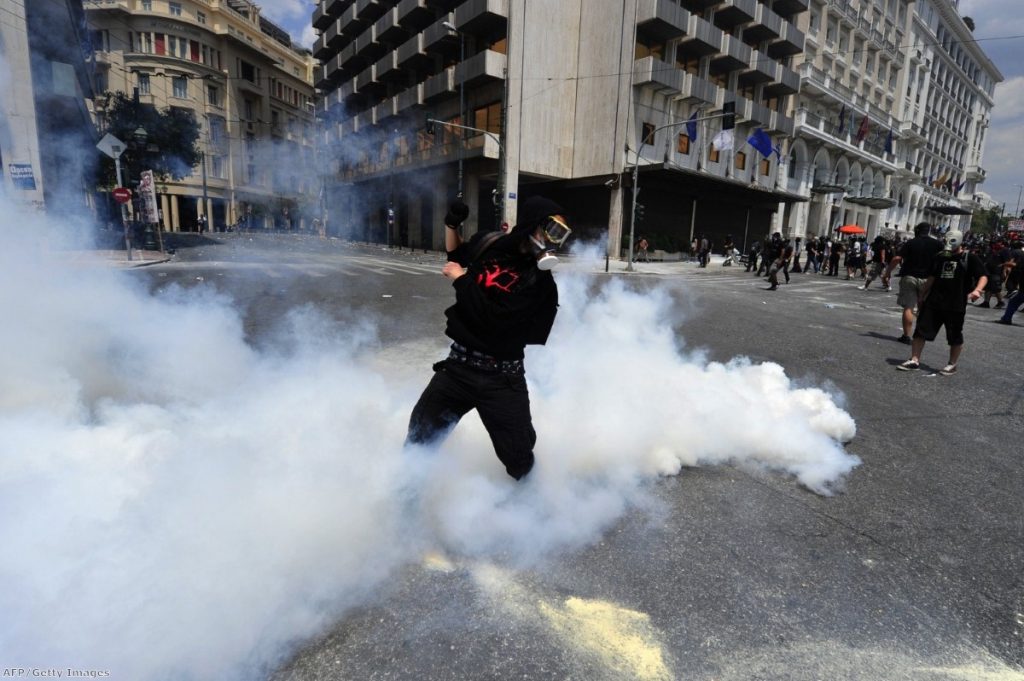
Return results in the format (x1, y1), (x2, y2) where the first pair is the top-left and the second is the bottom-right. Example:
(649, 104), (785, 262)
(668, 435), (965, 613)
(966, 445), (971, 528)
(857, 285), (867, 290)
(939, 364), (957, 376)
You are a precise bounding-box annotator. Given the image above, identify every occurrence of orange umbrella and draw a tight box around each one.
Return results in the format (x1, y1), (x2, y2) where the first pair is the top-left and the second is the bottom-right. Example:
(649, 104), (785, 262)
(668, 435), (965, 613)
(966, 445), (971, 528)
(836, 224), (866, 234)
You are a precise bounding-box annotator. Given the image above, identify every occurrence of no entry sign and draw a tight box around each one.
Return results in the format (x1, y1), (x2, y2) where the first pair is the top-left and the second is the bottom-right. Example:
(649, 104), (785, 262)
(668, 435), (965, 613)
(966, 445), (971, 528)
(112, 187), (132, 204)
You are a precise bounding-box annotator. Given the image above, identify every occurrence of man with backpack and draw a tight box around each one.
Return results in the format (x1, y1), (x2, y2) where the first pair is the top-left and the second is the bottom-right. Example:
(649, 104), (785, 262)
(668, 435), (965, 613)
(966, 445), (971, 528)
(405, 197), (569, 480)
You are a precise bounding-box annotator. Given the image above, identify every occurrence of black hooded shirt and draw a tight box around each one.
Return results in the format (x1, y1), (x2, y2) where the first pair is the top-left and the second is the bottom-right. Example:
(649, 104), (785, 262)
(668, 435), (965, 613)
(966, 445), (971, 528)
(444, 230), (558, 360)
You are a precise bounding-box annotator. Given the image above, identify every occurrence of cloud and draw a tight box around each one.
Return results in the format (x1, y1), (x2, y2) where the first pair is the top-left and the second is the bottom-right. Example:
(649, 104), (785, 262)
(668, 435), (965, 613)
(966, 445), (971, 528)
(253, 0), (315, 42)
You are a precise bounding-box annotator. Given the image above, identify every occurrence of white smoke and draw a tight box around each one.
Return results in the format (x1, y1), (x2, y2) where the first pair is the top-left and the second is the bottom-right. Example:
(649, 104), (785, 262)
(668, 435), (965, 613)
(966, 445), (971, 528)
(0, 190), (858, 679)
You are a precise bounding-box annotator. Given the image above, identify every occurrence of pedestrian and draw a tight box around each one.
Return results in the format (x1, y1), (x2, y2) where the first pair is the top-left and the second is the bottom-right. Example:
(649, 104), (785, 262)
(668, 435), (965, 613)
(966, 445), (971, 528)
(896, 230), (987, 375)
(746, 239), (761, 272)
(406, 196), (569, 480)
(885, 222), (943, 344)
(828, 240), (843, 277)
(859, 235), (888, 290)
(767, 238), (793, 290)
(634, 236), (650, 263)
(722, 234), (736, 266)
(805, 237), (818, 274)
(699, 235), (710, 267)
(977, 240), (1008, 308)
(995, 238), (1024, 325)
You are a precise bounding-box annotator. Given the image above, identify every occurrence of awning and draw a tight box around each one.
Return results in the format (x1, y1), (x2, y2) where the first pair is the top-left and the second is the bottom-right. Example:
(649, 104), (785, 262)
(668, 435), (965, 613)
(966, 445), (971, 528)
(846, 196), (897, 209)
(811, 183), (847, 194)
(639, 162), (809, 205)
(925, 204), (973, 215)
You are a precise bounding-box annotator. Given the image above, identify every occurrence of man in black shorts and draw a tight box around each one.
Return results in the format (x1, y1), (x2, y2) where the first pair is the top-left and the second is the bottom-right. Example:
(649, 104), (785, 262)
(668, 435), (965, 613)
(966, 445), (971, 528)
(896, 230), (987, 375)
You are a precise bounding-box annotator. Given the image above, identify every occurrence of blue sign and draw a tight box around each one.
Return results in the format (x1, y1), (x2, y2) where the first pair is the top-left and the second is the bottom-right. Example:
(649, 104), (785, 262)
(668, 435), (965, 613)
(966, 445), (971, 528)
(508, 192), (517, 199)
(9, 164), (36, 190)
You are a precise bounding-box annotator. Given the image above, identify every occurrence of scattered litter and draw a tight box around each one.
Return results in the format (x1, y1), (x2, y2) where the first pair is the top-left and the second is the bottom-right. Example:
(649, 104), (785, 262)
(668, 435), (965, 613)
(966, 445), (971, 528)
(382, 294), (393, 298)
(195, 276), (204, 281)
(825, 304), (836, 309)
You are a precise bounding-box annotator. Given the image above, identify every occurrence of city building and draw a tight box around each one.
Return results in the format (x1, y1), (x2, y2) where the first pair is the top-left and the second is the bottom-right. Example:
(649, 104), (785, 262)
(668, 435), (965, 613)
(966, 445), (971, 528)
(85, 0), (318, 232)
(0, 0), (97, 217)
(783, 0), (1000, 241)
(895, 0), (1000, 233)
(312, 0), (809, 255)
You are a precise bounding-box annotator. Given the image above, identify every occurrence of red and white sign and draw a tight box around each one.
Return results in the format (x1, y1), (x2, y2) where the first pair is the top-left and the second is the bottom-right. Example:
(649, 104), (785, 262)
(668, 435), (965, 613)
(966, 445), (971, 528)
(112, 187), (132, 204)
(1008, 219), (1024, 233)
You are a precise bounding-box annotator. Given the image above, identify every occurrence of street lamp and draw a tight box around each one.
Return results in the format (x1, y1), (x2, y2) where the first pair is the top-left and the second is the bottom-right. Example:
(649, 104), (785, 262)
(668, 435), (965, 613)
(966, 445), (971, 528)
(442, 20), (465, 199)
(1014, 183), (1023, 219)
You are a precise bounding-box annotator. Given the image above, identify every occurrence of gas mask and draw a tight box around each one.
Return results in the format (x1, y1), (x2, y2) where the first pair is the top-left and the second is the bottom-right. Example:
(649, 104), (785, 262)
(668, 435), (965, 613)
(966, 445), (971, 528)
(528, 215), (572, 271)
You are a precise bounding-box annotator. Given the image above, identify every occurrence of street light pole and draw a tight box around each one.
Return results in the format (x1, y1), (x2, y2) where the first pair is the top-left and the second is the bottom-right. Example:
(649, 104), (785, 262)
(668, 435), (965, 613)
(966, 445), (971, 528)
(443, 21), (465, 199)
(1014, 183), (1023, 218)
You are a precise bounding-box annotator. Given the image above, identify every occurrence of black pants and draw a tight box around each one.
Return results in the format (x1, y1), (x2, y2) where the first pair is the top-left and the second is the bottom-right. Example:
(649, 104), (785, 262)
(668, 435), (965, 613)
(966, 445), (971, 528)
(407, 359), (536, 479)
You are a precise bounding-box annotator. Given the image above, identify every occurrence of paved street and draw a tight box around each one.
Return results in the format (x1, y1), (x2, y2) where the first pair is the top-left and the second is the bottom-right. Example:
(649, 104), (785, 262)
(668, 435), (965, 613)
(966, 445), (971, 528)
(141, 234), (1023, 680)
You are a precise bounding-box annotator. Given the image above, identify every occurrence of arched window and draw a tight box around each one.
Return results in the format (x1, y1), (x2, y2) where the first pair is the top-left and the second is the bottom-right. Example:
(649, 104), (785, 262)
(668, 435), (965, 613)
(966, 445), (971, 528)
(788, 147), (798, 178)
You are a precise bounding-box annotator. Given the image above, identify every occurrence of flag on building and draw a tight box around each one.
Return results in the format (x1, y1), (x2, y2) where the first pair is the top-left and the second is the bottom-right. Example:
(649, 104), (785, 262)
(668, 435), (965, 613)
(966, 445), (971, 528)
(686, 110), (699, 144)
(835, 104), (847, 136)
(855, 115), (870, 143)
(712, 128), (734, 151)
(954, 178), (965, 194)
(884, 128), (894, 154)
(933, 172), (948, 188)
(747, 128), (774, 157)
(944, 176), (954, 192)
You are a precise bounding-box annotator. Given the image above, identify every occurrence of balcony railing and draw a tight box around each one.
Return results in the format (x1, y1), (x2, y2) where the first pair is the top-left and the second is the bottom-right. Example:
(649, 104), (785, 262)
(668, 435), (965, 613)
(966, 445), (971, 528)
(682, 72), (717, 104)
(635, 0), (690, 42)
(396, 83), (424, 112)
(423, 67), (455, 101)
(454, 0), (508, 33)
(633, 56), (683, 95)
(678, 14), (722, 55)
(455, 49), (507, 87)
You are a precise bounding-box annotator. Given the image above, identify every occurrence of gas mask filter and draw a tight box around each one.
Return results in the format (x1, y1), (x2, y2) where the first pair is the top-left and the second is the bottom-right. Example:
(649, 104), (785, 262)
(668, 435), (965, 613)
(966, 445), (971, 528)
(529, 215), (572, 271)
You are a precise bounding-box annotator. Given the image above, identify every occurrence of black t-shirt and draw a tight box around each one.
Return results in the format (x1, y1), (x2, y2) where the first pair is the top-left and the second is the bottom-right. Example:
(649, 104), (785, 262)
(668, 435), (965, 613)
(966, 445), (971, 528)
(1007, 248), (1024, 285)
(898, 235), (943, 278)
(985, 248), (1010, 278)
(924, 251), (986, 312)
(444, 231), (558, 360)
(871, 238), (886, 263)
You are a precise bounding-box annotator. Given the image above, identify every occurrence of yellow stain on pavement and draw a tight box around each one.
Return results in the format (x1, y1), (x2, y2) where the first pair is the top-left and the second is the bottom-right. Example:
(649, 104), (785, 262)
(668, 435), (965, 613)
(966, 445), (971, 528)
(538, 596), (673, 681)
(421, 551), (455, 573)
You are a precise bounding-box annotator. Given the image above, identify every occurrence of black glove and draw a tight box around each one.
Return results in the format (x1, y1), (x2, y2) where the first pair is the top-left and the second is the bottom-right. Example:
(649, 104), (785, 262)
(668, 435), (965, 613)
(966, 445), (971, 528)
(445, 201), (470, 228)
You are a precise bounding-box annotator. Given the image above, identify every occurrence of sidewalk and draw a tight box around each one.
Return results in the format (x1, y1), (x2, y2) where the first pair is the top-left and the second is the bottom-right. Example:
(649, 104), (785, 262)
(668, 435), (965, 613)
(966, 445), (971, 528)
(50, 248), (171, 269)
(589, 254), (743, 276)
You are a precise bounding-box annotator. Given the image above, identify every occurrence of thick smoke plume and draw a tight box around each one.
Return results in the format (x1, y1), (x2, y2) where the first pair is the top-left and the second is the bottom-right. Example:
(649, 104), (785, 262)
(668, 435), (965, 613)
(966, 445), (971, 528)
(0, 189), (857, 679)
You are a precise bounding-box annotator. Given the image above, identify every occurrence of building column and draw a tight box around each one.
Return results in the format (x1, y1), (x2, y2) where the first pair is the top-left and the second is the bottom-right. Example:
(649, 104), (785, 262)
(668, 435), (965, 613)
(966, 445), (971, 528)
(160, 194), (171, 231)
(607, 186), (624, 258)
(170, 194), (180, 231)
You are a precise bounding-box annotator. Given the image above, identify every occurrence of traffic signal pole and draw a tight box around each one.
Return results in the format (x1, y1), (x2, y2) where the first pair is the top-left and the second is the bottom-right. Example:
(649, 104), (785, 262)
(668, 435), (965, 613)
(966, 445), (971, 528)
(626, 111), (730, 271)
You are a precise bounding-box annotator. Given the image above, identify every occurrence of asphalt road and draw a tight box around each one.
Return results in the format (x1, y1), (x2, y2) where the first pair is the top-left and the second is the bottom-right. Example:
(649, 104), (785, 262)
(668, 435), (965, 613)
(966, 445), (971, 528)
(140, 233), (1024, 680)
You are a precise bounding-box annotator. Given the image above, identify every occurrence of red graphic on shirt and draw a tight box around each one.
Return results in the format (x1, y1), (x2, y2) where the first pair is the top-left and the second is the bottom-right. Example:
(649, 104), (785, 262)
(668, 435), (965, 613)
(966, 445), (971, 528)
(477, 263), (520, 292)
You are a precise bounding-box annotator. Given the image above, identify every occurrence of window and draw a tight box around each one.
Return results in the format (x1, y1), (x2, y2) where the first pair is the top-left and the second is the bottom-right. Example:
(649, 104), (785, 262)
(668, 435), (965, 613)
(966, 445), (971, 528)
(139, 32), (152, 53)
(206, 85), (220, 107)
(677, 133), (690, 155)
(141, 0), (152, 10)
(244, 98), (254, 121)
(197, 11), (206, 24)
(709, 147), (720, 163)
(172, 75), (188, 99)
(734, 151), (746, 170)
(473, 102), (502, 135)
(240, 60), (257, 83)
(169, 2), (182, 16)
(208, 116), (225, 144)
(137, 72), (150, 95)
(211, 155), (223, 178)
(641, 122), (655, 145)
(760, 158), (771, 176)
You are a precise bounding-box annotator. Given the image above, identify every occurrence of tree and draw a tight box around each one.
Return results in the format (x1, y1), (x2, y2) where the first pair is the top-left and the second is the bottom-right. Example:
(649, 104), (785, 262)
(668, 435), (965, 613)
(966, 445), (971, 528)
(96, 91), (202, 187)
(970, 206), (1008, 235)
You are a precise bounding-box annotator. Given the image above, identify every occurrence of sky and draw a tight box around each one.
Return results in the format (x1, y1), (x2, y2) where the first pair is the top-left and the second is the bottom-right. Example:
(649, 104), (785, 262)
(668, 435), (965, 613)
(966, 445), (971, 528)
(257, 0), (1024, 216)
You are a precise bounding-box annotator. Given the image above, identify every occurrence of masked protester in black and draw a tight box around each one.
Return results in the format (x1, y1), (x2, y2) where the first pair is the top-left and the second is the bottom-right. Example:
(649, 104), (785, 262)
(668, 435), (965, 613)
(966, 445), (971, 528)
(406, 196), (568, 480)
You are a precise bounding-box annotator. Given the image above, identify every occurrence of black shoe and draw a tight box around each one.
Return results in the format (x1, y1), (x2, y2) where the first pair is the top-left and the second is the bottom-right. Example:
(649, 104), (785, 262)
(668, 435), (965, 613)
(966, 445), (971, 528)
(995, 301), (1005, 309)
(977, 301), (990, 308)
(994, 318), (1013, 325)
(897, 334), (912, 344)
(766, 285), (778, 291)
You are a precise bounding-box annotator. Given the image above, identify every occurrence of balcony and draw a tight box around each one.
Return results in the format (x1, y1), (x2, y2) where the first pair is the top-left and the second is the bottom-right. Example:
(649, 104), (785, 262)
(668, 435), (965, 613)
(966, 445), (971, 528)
(375, 52), (404, 81)
(635, 0), (690, 42)
(454, 0), (508, 34)
(396, 33), (430, 68)
(764, 64), (800, 95)
(338, 42), (364, 71)
(768, 111), (795, 136)
(315, 64), (330, 89)
(633, 56), (683, 95)
(324, 0), (348, 16)
(355, 64), (385, 97)
(375, 97), (398, 122)
(767, 20), (804, 58)
(354, 26), (387, 61)
(677, 14), (722, 57)
(423, 15), (456, 51)
(356, 0), (387, 23)
(312, 3), (332, 30)
(681, 72), (717, 103)
(750, 101), (772, 127)
(325, 18), (345, 49)
(714, 0), (756, 27)
(455, 49), (507, 87)
(772, 0), (808, 18)
(745, 3), (782, 43)
(354, 107), (377, 130)
(396, 83), (424, 112)
(398, 0), (433, 30)
(339, 4), (367, 36)
(711, 34), (752, 72)
(742, 50), (776, 83)
(965, 164), (985, 181)
(375, 7), (408, 44)
(423, 66), (456, 102)
(313, 34), (331, 60)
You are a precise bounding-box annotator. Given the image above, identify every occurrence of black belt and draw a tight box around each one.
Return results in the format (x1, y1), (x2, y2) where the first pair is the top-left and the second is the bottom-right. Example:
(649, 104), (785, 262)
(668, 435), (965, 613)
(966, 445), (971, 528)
(448, 343), (524, 375)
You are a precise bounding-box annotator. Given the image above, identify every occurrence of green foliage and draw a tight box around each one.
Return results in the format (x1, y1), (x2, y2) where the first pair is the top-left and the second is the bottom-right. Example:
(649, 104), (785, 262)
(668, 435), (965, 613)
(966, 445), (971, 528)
(97, 91), (202, 187)
(970, 206), (1008, 235)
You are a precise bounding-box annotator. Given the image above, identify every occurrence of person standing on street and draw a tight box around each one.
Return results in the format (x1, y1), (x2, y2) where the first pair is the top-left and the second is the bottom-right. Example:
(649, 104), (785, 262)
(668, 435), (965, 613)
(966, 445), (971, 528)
(896, 230), (987, 375)
(859, 235), (889, 290)
(995, 238), (1024, 325)
(885, 222), (943, 344)
(406, 196), (568, 480)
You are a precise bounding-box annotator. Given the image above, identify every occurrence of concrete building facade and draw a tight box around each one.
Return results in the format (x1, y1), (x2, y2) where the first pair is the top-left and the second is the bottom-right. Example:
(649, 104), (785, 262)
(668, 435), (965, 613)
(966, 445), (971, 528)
(313, 0), (809, 255)
(0, 0), (97, 217)
(85, 0), (317, 232)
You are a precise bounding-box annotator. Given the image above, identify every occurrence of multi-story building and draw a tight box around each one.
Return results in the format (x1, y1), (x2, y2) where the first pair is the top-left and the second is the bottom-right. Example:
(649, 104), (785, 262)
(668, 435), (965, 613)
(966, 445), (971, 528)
(783, 0), (908, 239)
(893, 0), (1000, 233)
(782, 0), (999, 241)
(313, 0), (808, 255)
(85, 0), (317, 232)
(0, 0), (97, 217)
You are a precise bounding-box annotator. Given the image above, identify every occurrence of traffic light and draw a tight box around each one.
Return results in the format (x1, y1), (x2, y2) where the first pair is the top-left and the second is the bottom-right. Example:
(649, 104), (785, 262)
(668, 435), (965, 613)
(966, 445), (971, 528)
(425, 114), (435, 135)
(722, 101), (736, 130)
(635, 203), (645, 223)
